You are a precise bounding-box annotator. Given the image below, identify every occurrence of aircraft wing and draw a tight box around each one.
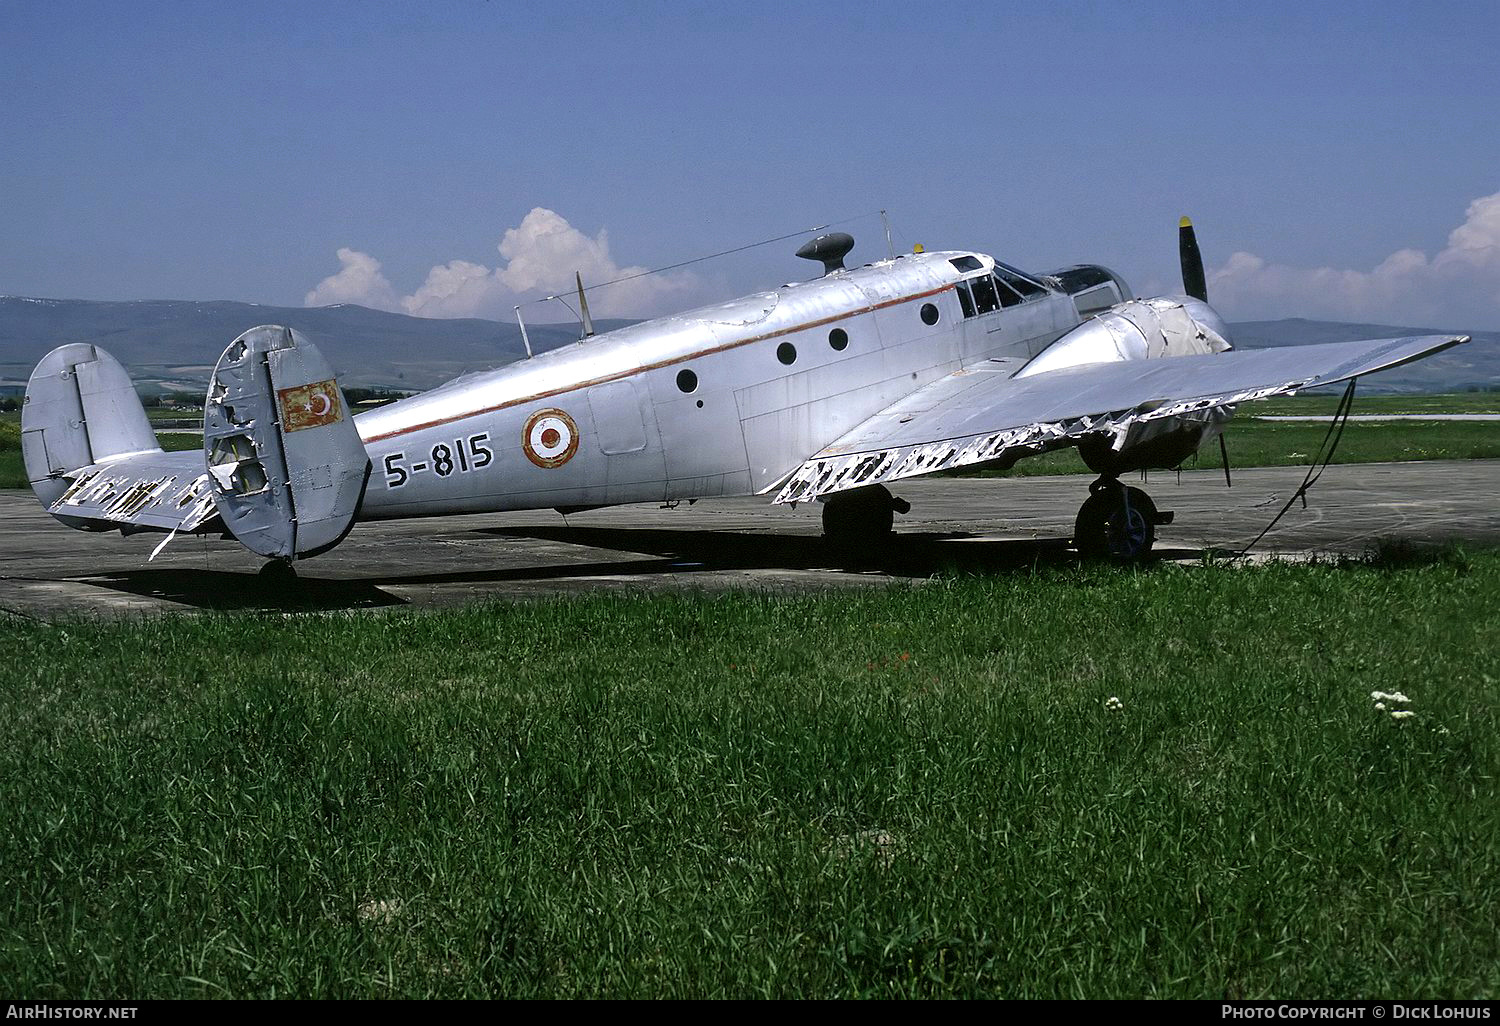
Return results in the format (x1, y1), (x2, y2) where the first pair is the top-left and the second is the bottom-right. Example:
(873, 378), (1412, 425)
(44, 448), (219, 534)
(773, 333), (1469, 504)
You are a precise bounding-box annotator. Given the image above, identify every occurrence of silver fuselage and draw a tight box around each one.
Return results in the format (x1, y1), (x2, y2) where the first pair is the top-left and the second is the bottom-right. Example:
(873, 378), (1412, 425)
(352, 250), (1083, 519)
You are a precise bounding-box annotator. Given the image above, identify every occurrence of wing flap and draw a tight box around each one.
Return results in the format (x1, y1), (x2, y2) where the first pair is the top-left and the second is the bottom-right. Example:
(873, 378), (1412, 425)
(48, 449), (219, 533)
(773, 333), (1468, 504)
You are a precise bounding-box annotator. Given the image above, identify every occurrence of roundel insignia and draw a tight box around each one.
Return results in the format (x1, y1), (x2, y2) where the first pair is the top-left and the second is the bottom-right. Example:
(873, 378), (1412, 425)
(522, 408), (580, 468)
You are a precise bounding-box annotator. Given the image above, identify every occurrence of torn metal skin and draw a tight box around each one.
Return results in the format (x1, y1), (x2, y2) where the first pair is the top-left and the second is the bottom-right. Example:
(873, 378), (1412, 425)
(51, 465), (219, 533)
(773, 380), (1294, 505)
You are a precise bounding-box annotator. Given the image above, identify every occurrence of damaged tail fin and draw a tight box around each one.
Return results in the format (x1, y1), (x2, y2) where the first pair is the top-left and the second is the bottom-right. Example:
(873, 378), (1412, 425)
(202, 325), (371, 560)
(22, 329), (372, 563)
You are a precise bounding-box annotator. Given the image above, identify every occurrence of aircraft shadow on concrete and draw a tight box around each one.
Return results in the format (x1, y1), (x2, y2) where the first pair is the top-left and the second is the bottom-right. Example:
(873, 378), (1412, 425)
(477, 524), (1218, 576)
(82, 567), (407, 612)
(77, 526), (1224, 613)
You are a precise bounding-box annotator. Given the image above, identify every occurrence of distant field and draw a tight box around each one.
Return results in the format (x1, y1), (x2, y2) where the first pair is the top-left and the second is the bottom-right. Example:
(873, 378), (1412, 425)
(1248, 392), (1500, 416)
(2, 550), (1496, 997)
(983, 416), (1500, 478)
(0, 417), (197, 489)
(3, 394), (1497, 491)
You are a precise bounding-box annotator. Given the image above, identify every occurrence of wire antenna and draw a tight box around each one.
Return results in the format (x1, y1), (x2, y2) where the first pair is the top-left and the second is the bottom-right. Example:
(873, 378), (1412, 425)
(522, 210), (889, 311)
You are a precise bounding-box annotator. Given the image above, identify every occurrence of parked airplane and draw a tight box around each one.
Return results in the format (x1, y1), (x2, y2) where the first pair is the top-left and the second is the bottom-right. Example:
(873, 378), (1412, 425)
(20, 221), (1468, 568)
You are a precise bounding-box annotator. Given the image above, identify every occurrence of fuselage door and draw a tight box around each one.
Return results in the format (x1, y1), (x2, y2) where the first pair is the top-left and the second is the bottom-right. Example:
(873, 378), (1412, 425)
(588, 379), (651, 454)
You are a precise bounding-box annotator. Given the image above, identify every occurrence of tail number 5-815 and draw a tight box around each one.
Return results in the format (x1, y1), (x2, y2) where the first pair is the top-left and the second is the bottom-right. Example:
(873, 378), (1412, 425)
(382, 432), (493, 489)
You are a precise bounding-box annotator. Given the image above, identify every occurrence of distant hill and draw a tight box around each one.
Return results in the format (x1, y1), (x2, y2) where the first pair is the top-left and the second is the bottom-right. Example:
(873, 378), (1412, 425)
(0, 297), (630, 393)
(0, 297), (1494, 396)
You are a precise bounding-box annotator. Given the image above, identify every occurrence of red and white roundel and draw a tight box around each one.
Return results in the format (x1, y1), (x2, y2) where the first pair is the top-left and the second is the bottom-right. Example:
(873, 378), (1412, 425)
(522, 408), (580, 468)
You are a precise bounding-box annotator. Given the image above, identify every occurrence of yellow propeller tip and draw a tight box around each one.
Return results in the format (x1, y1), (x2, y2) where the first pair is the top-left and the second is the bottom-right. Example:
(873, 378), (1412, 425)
(1179, 216), (1194, 228)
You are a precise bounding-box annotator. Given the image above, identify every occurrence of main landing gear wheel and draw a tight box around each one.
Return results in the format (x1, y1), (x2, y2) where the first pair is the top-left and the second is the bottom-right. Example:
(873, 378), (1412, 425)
(822, 484), (910, 546)
(1074, 482), (1160, 561)
(258, 559), (299, 587)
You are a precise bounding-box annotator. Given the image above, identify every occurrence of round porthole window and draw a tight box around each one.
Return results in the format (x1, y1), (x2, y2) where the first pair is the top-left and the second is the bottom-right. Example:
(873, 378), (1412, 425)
(829, 328), (849, 351)
(676, 368), (698, 393)
(920, 303), (940, 325)
(777, 342), (797, 365)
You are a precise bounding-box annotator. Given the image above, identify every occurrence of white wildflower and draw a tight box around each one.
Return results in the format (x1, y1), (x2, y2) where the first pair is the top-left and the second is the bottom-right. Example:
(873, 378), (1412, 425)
(1375, 702), (1386, 711)
(1390, 710), (1416, 721)
(357, 898), (404, 925)
(1105, 696), (1124, 712)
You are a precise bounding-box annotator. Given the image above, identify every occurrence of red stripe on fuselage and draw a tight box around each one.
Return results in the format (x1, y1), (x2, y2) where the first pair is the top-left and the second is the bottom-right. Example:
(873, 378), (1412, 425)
(361, 283), (955, 444)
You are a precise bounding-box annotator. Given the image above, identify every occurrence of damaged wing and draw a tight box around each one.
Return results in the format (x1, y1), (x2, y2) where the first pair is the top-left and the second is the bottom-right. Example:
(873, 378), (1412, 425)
(773, 334), (1468, 504)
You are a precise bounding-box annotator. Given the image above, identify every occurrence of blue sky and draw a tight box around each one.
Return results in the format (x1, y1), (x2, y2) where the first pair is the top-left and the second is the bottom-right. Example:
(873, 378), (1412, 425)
(5, 0), (1500, 330)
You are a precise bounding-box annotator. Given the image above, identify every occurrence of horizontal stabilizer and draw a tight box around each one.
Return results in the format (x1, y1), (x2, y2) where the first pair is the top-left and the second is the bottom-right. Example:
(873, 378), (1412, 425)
(46, 449), (219, 534)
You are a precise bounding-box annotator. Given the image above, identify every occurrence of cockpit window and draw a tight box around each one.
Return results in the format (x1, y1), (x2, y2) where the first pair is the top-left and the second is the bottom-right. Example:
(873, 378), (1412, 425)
(993, 262), (1048, 298)
(970, 274), (1004, 314)
(955, 281), (976, 317)
(955, 272), (1022, 318)
(950, 256), (1049, 320)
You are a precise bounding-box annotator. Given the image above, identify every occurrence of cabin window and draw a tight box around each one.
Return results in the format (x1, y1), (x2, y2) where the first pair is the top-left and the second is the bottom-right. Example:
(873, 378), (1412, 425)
(829, 327), (849, 351)
(676, 369), (698, 393)
(920, 303), (940, 325)
(777, 342), (797, 365)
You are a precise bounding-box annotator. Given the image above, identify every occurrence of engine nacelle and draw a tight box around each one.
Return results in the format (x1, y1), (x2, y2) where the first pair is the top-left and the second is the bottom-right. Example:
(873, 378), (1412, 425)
(1015, 297), (1237, 474)
(1017, 297), (1233, 379)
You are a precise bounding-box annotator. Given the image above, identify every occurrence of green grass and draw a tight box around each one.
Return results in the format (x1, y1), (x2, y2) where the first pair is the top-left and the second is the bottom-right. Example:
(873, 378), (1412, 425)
(3, 551), (1497, 998)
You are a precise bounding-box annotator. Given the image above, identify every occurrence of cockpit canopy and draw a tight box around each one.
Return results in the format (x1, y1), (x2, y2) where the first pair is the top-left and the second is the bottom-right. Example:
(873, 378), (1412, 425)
(948, 255), (1051, 318)
(1045, 264), (1134, 317)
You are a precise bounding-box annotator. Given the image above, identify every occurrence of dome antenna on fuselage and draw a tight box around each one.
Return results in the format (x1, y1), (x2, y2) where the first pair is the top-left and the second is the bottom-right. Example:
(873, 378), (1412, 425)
(796, 232), (856, 276)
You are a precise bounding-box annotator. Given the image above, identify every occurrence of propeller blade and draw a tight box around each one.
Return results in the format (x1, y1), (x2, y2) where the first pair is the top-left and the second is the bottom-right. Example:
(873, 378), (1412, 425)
(1179, 216), (1208, 303)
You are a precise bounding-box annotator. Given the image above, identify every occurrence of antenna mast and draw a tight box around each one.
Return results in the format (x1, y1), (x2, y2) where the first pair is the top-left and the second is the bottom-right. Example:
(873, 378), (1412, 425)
(514, 306), (534, 359)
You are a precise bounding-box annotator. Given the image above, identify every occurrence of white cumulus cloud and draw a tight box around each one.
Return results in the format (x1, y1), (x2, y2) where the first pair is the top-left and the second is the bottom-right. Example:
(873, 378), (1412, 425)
(304, 208), (698, 321)
(402, 260), (494, 319)
(1208, 190), (1500, 328)
(303, 247), (400, 311)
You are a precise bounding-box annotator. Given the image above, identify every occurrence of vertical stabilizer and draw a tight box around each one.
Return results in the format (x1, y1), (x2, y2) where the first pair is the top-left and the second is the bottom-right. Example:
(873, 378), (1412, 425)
(22, 344), (160, 510)
(204, 325), (371, 560)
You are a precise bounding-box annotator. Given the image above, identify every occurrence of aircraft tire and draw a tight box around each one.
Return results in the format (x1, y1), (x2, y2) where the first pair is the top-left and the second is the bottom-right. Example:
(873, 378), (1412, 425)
(1075, 485), (1156, 561)
(822, 484), (897, 545)
(258, 558), (299, 588)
